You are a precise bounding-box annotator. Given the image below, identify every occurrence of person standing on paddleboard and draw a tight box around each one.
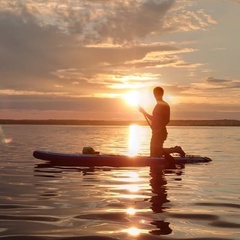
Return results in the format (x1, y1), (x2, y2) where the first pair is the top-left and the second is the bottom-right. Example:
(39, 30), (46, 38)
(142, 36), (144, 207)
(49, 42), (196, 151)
(139, 87), (185, 157)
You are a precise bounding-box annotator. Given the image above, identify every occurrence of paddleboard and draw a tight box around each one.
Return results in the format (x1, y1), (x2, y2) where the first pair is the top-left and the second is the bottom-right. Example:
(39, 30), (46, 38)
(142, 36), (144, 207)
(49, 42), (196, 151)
(33, 150), (212, 167)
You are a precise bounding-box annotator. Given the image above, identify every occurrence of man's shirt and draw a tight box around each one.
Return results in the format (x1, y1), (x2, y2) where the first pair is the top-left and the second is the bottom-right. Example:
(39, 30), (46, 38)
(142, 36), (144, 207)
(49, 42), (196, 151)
(151, 100), (170, 131)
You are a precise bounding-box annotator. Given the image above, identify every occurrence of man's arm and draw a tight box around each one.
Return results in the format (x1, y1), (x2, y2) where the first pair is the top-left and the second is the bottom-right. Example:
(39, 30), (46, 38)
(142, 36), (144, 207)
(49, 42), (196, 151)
(138, 106), (153, 121)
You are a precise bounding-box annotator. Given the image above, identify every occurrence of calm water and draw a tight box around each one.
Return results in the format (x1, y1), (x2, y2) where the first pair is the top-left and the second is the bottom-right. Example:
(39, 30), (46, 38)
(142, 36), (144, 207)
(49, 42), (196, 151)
(0, 125), (239, 240)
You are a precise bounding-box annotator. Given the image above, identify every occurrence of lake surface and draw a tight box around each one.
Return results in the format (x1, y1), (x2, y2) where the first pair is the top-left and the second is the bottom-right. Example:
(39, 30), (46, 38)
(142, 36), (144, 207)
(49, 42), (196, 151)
(0, 125), (239, 240)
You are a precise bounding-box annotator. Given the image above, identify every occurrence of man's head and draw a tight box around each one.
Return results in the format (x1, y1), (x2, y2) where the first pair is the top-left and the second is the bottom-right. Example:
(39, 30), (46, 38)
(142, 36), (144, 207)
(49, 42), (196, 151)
(153, 87), (164, 100)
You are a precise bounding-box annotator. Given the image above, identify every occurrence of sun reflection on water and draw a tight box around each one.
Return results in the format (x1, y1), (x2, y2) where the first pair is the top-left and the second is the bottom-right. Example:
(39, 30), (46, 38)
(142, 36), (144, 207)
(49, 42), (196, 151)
(117, 171), (141, 195)
(127, 171), (140, 181)
(122, 226), (150, 237)
(126, 207), (136, 215)
(127, 184), (139, 192)
(125, 227), (140, 236)
(128, 124), (141, 156)
(115, 171), (140, 183)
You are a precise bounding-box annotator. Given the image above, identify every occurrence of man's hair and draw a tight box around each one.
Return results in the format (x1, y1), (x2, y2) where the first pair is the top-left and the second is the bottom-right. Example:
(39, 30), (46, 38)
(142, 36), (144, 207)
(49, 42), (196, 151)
(153, 87), (164, 99)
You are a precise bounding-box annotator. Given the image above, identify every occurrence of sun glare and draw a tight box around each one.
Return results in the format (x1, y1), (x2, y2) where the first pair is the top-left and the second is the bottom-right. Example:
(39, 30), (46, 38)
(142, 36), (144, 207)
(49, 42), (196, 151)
(123, 91), (140, 106)
(123, 227), (141, 236)
(164, 94), (178, 104)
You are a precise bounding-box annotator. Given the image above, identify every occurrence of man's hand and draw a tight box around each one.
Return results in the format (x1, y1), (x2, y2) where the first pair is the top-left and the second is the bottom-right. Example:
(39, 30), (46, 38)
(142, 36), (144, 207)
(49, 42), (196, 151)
(138, 105), (145, 114)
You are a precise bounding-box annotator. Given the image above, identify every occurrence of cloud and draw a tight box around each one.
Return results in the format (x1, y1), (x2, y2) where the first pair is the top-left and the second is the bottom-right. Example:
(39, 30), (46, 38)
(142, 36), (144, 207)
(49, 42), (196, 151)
(0, 94), (135, 120)
(0, 7), (197, 95)
(206, 77), (240, 89)
(1, 1), (217, 43)
(85, 0), (175, 44)
(0, 9), (70, 91)
(1, 0), (175, 44)
(0, 94), (123, 111)
(163, 1), (217, 32)
(188, 77), (240, 93)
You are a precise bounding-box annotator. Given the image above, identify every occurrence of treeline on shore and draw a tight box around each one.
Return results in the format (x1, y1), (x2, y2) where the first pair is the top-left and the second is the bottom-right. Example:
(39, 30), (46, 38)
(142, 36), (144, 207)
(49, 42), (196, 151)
(0, 119), (240, 126)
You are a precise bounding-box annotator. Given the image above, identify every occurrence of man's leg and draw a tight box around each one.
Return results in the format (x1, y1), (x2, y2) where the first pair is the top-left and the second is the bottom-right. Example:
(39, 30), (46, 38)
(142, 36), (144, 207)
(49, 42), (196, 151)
(150, 136), (164, 157)
(163, 146), (185, 157)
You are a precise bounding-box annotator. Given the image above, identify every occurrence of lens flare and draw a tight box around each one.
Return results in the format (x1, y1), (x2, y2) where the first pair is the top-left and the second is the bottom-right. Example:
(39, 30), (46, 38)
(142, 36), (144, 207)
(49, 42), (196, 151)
(3, 138), (13, 144)
(0, 126), (13, 144)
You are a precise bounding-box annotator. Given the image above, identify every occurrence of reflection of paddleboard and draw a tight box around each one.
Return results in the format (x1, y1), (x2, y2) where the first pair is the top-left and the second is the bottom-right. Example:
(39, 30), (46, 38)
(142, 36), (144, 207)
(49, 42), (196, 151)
(33, 150), (212, 167)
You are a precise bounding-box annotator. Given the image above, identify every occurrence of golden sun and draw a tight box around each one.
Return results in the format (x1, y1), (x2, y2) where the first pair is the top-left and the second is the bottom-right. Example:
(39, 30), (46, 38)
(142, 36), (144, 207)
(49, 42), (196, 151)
(123, 91), (140, 106)
(122, 88), (176, 109)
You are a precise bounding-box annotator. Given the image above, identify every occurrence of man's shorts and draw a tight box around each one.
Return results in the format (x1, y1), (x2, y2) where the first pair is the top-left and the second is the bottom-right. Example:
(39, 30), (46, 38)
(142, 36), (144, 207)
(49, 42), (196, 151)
(150, 128), (168, 157)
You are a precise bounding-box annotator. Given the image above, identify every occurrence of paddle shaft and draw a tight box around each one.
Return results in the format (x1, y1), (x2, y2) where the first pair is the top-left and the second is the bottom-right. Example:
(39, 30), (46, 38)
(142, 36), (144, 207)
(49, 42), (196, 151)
(142, 112), (152, 129)
(140, 107), (152, 129)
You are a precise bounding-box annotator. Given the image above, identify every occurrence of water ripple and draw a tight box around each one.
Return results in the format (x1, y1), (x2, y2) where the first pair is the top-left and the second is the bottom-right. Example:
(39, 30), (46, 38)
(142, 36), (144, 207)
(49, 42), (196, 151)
(169, 213), (219, 221)
(0, 215), (60, 222)
(0, 237), (119, 240)
(209, 220), (240, 228)
(0, 125), (239, 240)
(195, 202), (240, 209)
(0, 204), (49, 210)
(75, 213), (129, 223)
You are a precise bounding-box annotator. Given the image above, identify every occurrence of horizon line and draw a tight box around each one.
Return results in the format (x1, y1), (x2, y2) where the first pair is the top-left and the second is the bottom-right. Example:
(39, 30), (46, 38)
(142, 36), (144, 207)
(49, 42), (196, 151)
(0, 119), (239, 126)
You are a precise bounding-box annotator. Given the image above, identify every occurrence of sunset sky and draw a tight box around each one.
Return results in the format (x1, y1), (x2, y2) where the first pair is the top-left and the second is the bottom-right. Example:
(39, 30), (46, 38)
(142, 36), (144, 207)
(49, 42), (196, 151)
(0, 0), (239, 120)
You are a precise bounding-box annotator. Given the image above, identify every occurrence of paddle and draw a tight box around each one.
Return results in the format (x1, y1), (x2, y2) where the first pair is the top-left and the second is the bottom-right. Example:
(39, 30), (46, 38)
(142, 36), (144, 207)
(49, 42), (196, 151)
(138, 105), (176, 168)
(138, 105), (152, 129)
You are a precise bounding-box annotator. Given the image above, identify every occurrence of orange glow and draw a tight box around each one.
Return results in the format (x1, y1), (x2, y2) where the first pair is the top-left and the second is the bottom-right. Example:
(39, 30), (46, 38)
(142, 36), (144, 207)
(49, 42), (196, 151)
(123, 91), (140, 106)
(164, 94), (178, 105)
(122, 89), (156, 109)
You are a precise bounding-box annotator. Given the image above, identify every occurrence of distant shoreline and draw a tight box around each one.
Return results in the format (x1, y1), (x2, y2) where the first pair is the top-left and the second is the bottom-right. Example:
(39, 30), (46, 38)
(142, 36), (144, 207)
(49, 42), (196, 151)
(0, 119), (239, 126)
